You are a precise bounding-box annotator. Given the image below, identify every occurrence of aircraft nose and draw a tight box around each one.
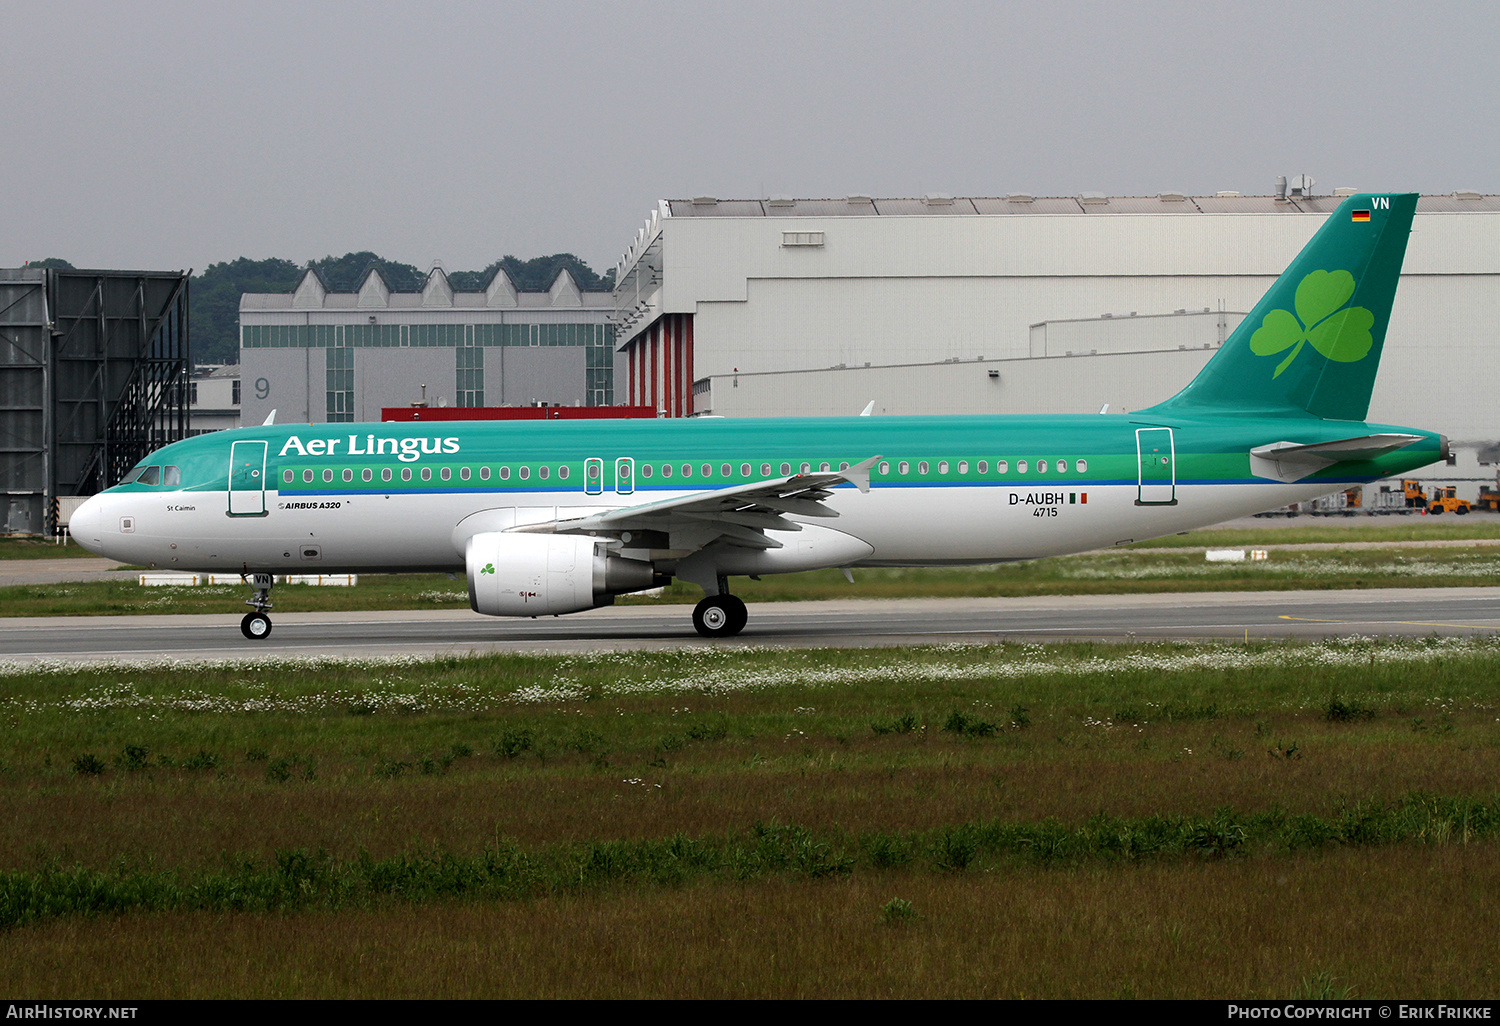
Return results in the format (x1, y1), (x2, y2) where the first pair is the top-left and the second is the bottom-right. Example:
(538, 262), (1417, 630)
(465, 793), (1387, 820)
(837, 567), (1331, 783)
(70, 493), (107, 554)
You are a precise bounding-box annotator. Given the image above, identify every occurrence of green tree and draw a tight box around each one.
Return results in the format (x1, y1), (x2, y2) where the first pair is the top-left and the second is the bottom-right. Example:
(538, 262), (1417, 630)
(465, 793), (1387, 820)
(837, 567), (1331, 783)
(456, 254), (614, 292)
(189, 257), (301, 366)
(306, 252), (423, 292)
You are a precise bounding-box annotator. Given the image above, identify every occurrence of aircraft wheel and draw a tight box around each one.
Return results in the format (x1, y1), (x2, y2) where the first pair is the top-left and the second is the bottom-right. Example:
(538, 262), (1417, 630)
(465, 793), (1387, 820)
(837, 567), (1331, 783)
(241, 612), (273, 640)
(693, 595), (746, 639)
(725, 594), (748, 634)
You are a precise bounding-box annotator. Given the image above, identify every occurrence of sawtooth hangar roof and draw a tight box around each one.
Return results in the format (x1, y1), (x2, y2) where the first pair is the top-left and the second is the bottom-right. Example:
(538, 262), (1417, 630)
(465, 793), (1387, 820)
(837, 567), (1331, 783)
(662, 191), (1500, 217)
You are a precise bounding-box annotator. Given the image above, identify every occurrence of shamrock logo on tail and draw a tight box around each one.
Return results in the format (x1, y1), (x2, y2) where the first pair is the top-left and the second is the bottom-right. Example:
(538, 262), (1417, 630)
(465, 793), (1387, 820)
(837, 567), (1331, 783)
(1249, 270), (1375, 378)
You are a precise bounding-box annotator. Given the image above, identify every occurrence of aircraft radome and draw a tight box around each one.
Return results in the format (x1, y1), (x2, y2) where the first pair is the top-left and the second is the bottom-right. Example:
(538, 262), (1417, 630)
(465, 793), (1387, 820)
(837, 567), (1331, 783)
(72, 194), (1446, 640)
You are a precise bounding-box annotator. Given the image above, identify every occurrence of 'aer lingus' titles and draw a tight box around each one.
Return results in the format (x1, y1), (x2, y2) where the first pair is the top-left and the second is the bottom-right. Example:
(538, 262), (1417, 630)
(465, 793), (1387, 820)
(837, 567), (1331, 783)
(277, 435), (460, 463)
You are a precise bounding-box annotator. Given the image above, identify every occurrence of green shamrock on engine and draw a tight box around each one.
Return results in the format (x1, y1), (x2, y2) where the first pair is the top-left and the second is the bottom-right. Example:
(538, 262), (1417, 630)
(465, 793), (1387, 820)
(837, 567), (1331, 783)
(1249, 269), (1375, 378)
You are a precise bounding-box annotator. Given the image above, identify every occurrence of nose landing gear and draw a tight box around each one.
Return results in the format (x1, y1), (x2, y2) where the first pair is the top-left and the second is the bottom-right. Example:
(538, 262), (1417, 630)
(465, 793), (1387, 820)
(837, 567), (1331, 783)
(240, 572), (274, 640)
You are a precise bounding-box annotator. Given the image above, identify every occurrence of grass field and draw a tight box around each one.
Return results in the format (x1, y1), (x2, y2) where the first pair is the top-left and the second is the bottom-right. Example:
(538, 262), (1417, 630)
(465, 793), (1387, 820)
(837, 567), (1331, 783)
(0, 537), (102, 560)
(1129, 519), (1500, 548)
(2, 638), (1498, 997)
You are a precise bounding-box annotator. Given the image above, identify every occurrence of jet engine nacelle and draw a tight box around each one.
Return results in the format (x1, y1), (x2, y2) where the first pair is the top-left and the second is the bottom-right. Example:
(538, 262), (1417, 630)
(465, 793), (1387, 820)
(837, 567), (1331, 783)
(466, 532), (656, 617)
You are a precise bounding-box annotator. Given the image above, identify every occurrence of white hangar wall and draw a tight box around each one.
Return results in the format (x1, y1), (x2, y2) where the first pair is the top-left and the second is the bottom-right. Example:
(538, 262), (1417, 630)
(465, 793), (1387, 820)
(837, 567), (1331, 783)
(613, 198), (1500, 480)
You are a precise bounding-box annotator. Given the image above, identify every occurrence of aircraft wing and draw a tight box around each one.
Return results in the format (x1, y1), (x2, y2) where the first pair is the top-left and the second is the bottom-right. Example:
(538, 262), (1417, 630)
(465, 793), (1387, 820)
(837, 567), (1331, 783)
(513, 455), (880, 552)
(1249, 433), (1425, 483)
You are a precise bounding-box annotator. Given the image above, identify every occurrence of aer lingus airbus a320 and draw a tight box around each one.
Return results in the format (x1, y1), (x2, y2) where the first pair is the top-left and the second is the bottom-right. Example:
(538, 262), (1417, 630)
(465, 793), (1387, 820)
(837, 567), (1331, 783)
(72, 192), (1446, 640)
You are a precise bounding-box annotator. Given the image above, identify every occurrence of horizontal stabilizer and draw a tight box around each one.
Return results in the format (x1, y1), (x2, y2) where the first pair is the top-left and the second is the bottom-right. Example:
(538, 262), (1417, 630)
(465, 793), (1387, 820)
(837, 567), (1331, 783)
(1249, 433), (1424, 483)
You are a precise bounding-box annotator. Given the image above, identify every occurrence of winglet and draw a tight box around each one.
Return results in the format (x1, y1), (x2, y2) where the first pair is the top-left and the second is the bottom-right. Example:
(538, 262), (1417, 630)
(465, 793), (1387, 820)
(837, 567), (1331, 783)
(262, 409), (278, 426)
(841, 455), (881, 494)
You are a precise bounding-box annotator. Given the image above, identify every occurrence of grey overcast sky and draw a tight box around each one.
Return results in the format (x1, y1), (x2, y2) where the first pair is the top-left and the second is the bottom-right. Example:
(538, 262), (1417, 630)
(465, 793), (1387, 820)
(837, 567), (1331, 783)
(2, 0), (1494, 277)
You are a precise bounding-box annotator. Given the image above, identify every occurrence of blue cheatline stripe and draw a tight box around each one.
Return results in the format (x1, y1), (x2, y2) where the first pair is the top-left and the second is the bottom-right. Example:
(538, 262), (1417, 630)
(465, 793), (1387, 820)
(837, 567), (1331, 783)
(271, 475), (1380, 499)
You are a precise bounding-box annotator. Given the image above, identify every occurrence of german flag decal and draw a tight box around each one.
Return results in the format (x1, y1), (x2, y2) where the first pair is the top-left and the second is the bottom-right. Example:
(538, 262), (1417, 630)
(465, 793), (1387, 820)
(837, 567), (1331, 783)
(1352, 209), (1371, 222)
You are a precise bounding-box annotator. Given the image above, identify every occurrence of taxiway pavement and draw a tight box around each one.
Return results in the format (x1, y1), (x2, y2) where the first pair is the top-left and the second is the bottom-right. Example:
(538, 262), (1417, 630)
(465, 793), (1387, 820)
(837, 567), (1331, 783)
(3, 587), (1497, 664)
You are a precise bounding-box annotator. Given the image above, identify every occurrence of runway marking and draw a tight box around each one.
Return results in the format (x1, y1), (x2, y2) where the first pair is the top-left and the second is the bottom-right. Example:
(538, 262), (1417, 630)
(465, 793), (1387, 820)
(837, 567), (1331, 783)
(1279, 615), (1498, 630)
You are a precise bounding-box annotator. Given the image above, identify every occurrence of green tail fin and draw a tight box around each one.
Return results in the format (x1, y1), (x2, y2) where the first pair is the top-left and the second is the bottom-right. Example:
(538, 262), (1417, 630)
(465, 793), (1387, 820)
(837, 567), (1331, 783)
(1144, 192), (1416, 421)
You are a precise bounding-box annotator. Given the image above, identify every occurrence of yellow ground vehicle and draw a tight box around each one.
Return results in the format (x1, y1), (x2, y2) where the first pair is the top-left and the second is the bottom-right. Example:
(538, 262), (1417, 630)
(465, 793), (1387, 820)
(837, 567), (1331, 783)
(1426, 485), (1471, 515)
(1477, 476), (1500, 512)
(1402, 479), (1427, 509)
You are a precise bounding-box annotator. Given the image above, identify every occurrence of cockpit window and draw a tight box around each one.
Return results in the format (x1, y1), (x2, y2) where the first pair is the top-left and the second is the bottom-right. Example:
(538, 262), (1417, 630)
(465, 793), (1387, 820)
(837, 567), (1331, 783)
(136, 466), (161, 486)
(162, 465), (181, 487)
(120, 467), (145, 484)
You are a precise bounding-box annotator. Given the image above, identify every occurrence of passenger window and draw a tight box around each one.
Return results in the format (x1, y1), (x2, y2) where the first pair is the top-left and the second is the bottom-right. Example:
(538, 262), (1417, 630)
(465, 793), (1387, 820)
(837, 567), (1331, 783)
(382, 468), (393, 482)
(1077, 459), (1088, 473)
(163, 466), (181, 486)
(959, 461), (968, 474)
(820, 462), (830, 472)
(460, 467), (471, 481)
(801, 462), (810, 474)
(479, 467), (490, 481)
(683, 464), (693, 478)
(558, 466), (569, 480)
(719, 464), (729, 477)
(898, 461), (909, 474)
(878, 462), (889, 475)
(518, 466), (529, 480)
(997, 460), (1009, 474)
(1017, 460), (1028, 474)
(440, 467), (451, 481)
(641, 464), (652, 478)
(421, 467), (432, 482)
(740, 463), (751, 477)
(840, 462), (849, 471)
(499, 467), (510, 480)
(938, 461), (949, 474)
(661, 463), (672, 478)
(918, 461), (929, 474)
(539, 466), (549, 480)
(303, 469), (314, 483)
(362, 468), (372, 483)
(760, 463), (771, 476)
(1057, 459), (1068, 473)
(283, 470), (294, 484)
(781, 462), (791, 475)
(343, 468), (353, 483)
(1038, 460), (1048, 473)
(401, 468), (412, 482)
(137, 466), (160, 486)
(322, 469), (333, 483)
(978, 460), (988, 474)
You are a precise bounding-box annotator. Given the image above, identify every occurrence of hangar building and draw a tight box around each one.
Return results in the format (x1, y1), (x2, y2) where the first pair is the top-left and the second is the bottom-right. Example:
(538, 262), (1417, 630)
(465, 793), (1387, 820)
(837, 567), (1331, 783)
(611, 189), (1500, 485)
(239, 265), (618, 426)
(0, 266), (190, 534)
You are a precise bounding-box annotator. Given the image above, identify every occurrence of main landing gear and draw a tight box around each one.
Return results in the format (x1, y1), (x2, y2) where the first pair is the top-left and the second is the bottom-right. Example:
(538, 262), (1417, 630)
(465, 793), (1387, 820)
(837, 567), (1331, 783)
(692, 577), (748, 639)
(241, 572), (274, 640)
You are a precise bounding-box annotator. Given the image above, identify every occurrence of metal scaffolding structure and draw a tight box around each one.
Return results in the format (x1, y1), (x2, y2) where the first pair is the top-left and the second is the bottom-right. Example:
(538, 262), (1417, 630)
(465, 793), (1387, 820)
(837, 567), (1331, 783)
(0, 267), (189, 534)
